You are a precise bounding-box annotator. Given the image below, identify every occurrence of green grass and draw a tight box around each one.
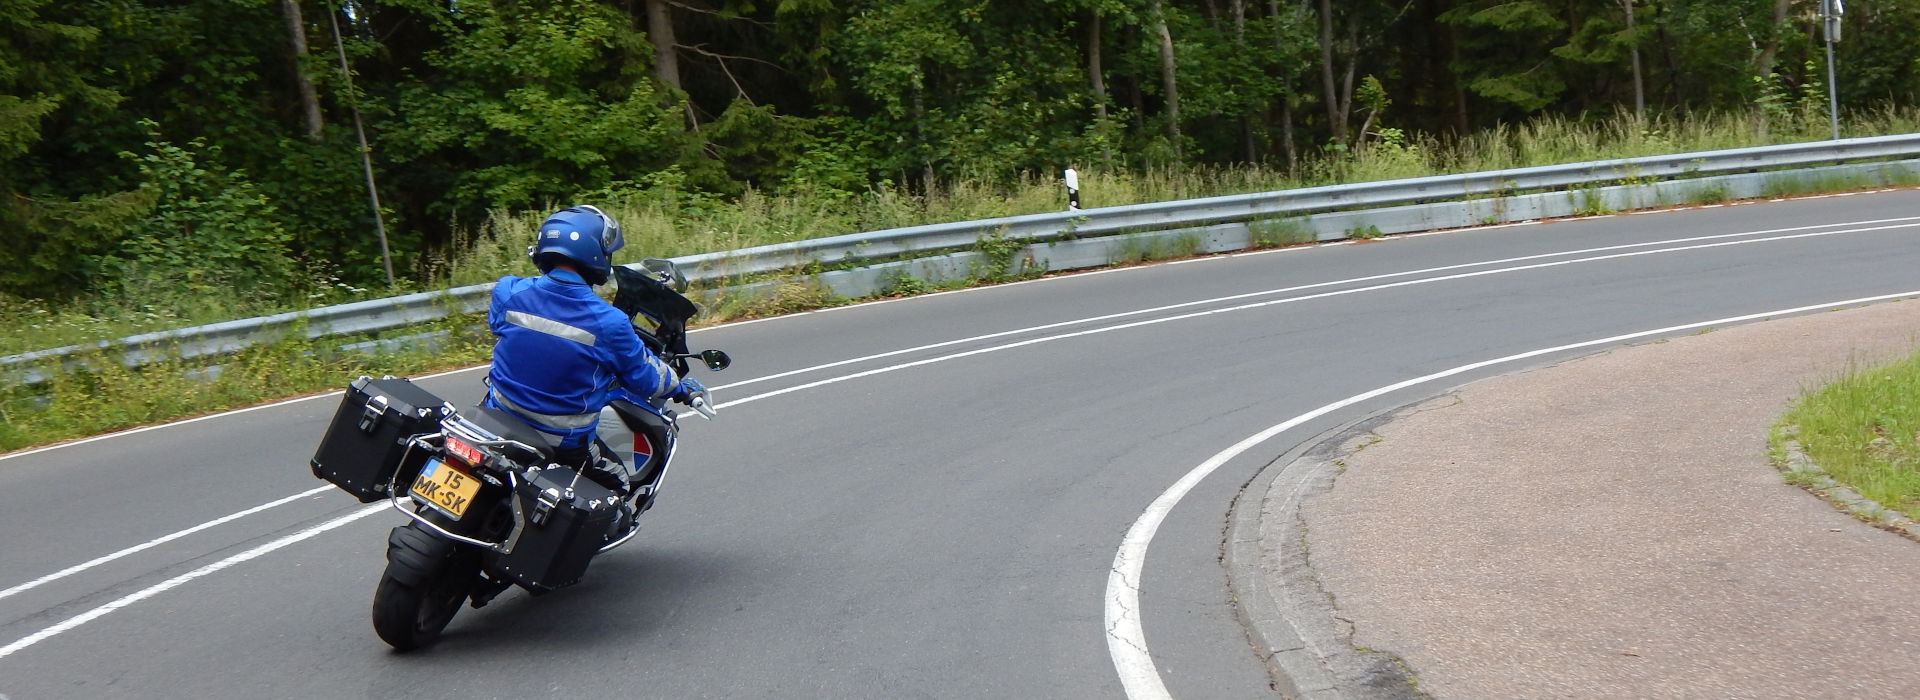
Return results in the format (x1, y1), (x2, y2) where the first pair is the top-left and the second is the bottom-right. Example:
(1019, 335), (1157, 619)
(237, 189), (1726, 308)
(7, 106), (1920, 454)
(0, 315), (497, 453)
(10, 106), (1920, 358)
(434, 107), (1920, 296)
(1777, 352), (1920, 521)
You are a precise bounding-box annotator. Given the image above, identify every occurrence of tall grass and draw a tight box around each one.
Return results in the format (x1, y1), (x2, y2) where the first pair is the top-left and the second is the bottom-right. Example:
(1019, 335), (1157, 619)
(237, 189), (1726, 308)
(437, 107), (1920, 290)
(0, 316), (495, 452)
(1780, 351), (1920, 520)
(9, 106), (1920, 357)
(4, 106), (1920, 454)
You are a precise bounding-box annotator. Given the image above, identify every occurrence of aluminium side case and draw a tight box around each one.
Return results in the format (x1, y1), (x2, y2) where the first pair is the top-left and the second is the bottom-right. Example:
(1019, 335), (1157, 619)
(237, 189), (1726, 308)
(485, 466), (622, 592)
(310, 376), (453, 502)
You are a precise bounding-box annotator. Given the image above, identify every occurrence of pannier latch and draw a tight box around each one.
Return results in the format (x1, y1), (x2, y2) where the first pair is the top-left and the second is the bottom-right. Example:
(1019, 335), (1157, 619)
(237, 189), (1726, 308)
(531, 487), (561, 526)
(358, 394), (391, 433)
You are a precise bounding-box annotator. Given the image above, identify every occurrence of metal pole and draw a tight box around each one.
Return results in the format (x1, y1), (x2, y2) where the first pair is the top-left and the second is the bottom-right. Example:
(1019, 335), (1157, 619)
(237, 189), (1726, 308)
(1825, 39), (1839, 140)
(1824, 0), (1842, 140)
(329, 4), (396, 286)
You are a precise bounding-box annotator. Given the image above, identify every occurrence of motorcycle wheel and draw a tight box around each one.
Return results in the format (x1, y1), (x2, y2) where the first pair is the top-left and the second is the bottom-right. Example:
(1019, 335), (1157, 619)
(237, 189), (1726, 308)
(372, 524), (478, 651)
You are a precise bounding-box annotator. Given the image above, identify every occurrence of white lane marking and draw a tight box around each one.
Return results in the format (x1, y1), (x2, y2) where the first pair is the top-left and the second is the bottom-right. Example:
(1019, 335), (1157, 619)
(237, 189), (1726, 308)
(1103, 289), (1920, 700)
(12, 212), (1917, 464)
(709, 214), (1920, 394)
(716, 220), (1920, 409)
(0, 395), (336, 464)
(6, 213), (1918, 661)
(0, 486), (334, 602)
(0, 503), (388, 661)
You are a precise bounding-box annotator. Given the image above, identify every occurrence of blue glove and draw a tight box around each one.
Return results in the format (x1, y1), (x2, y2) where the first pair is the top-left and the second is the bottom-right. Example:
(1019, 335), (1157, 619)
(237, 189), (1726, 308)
(671, 378), (705, 405)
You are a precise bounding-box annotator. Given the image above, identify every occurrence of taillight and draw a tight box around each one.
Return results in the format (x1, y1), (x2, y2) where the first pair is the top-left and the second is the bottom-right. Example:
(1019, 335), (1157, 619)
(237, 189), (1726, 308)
(445, 435), (484, 466)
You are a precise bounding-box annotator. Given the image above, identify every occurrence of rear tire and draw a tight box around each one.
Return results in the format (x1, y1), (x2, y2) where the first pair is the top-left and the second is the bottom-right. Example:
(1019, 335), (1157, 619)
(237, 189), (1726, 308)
(372, 524), (478, 651)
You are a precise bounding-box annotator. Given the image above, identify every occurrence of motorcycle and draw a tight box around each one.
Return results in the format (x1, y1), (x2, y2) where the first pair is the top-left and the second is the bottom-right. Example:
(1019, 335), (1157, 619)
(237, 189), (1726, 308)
(308, 259), (729, 651)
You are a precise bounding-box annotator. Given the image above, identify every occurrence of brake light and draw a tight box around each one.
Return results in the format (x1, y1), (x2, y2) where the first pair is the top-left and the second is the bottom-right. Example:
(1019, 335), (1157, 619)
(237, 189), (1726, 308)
(445, 436), (484, 466)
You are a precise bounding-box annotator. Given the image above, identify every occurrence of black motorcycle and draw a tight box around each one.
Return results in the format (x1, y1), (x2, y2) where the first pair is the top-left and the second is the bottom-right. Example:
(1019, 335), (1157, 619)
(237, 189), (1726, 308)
(310, 259), (729, 650)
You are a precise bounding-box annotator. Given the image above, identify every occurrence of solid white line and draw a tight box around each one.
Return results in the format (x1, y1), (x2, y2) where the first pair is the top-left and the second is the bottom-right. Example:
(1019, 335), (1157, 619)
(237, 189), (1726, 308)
(6, 212), (1916, 662)
(717, 220), (1920, 408)
(0, 503), (388, 661)
(710, 215), (1920, 394)
(1103, 289), (1920, 700)
(0, 395), (337, 463)
(0, 486), (335, 603)
(14, 212), (1917, 463)
(0, 364), (493, 464)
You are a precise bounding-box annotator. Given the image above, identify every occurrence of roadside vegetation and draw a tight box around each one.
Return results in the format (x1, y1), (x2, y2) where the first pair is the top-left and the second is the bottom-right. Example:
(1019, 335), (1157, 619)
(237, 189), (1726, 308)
(6, 0), (1920, 454)
(1776, 352), (1920, 525)
(6, 105), (1920, 454)
(13, 106), (1920, 358)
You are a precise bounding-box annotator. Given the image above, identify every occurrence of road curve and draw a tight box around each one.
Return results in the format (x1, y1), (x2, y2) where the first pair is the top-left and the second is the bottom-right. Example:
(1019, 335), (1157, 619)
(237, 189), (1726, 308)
(3, 189), (1919, 699)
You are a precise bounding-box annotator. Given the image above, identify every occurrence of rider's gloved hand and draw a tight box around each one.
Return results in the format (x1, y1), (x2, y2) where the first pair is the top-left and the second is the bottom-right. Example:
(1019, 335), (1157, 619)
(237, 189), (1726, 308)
(671, 378), (705, 405)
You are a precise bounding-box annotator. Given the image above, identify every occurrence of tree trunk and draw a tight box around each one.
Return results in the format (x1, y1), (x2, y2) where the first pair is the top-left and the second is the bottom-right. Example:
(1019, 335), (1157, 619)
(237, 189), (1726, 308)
(1280, 98), (1297, 172)
(1624, 0), (1644, 122)
(1751, 0), (1791, 80)
(644, 0), (695, 127)
(1448, 8), (1468, 132)
(1268, 0), (1298, 170)
(913, 86), (934, 191)
(280, 0), (323, 141)
(1653, 0), (1685, 114)
(645, 0), (681, 91)
(1231, 0), (1254, 161)
(1089, 11), (1108, 122)
(1317, 0), (1345, 143)
(1089, 10), (1113, 166)
(1151, 0), (1182, 159)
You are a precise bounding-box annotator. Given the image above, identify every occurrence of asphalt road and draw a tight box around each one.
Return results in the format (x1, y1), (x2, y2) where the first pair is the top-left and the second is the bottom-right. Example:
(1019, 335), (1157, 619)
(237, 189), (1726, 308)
(3, 189), (1919, 699)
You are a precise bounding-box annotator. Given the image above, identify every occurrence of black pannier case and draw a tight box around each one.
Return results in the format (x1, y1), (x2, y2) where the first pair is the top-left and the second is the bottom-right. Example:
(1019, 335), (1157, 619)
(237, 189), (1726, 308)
(310, 376), (453, 502)
(487, 467), (621, 592)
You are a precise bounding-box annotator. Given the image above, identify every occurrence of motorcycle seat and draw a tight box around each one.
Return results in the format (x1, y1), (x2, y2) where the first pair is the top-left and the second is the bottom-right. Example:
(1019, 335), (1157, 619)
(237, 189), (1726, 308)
(458, 406), (563, 465)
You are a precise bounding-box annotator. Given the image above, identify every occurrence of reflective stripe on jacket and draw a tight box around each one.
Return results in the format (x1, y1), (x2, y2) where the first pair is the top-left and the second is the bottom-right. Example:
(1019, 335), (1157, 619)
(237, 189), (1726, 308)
(486, 269), (679, 445)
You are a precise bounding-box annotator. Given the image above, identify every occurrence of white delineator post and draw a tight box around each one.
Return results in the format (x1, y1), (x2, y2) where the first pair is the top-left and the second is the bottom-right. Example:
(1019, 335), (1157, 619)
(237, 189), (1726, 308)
(1065, 168), (1081, 211)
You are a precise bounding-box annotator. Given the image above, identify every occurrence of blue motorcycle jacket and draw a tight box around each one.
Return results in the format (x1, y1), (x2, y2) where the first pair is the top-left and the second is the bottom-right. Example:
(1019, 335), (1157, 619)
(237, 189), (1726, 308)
(485, 268), (680, 448)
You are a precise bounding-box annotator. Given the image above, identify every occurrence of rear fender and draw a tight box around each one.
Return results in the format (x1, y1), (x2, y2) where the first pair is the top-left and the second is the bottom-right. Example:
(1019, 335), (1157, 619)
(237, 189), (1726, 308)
(384, 523), (455, 587)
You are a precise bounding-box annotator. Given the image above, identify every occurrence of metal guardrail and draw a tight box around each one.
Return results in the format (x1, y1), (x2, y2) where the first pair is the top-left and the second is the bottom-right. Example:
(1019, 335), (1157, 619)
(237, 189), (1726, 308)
(7, 133), (1920, 380)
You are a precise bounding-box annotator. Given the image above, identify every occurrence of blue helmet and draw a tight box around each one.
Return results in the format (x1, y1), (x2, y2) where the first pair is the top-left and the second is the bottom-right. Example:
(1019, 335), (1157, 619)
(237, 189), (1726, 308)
(530, 205), (625, 285)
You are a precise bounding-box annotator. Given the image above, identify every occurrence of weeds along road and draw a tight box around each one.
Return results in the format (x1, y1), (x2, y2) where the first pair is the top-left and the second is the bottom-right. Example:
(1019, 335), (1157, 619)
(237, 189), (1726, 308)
(3, 189), (1920, 699)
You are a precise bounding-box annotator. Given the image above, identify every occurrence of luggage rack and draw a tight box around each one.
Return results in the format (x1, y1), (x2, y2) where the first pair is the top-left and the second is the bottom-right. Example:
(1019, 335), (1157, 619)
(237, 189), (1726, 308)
(386, 418), (641, 555)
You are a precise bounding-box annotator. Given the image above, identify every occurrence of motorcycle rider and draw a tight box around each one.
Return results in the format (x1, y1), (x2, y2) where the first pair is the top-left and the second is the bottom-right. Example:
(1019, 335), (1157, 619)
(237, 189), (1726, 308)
(484, 204), (703, 496)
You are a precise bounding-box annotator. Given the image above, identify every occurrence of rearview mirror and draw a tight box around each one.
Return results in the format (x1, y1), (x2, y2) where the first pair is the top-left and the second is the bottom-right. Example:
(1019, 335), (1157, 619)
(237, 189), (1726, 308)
(699, 349), (731, 372)
(641, 258), (688, 292)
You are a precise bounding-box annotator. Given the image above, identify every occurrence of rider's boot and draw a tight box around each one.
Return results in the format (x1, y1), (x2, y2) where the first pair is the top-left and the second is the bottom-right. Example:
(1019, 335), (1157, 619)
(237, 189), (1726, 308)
(582, 455), (639, 542)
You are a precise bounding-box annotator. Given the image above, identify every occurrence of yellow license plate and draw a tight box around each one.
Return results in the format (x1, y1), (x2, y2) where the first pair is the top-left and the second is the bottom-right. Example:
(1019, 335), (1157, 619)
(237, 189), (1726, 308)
(410, 459), (480, 519)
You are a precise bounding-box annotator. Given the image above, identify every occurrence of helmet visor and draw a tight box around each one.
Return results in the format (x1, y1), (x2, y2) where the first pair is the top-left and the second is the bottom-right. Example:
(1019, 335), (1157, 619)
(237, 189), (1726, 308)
(578, 204), (624, 256)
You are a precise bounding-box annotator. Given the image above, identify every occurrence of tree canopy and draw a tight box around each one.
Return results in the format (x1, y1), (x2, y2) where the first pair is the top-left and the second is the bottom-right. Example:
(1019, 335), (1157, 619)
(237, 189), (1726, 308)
(4, 0), (1916, 303)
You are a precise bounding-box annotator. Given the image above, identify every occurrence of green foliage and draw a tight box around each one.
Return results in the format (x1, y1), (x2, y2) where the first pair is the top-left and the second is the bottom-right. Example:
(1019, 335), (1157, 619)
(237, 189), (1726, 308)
(1249, 217), (1316, 247)
(0, 313), (497, 453)
(101, 123), (300, 306)
(379, 0), (696, 218)
(1443, 1), (1570, 112)
(1781, 351), (1920, 520)
(2, 0), (1919, 355)
(880, 269), (935, 297)
(970, 229), (1033, 282)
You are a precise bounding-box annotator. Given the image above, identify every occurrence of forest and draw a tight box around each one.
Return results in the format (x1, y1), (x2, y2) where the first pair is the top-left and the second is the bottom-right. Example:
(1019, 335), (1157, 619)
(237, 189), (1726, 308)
(5, 0), (1918, 323)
